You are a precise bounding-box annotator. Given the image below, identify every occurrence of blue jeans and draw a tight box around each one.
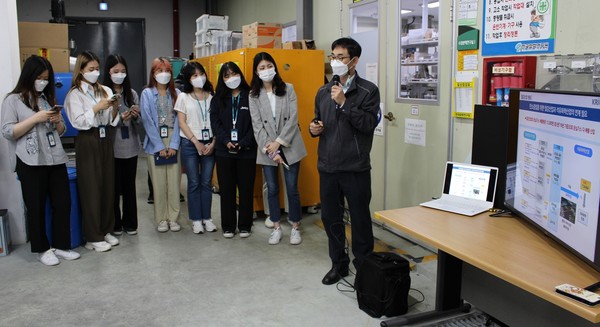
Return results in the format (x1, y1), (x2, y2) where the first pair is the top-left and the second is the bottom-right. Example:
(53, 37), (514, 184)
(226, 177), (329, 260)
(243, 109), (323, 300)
(262, 162), (302, 223)
(181, 138), (215, 221)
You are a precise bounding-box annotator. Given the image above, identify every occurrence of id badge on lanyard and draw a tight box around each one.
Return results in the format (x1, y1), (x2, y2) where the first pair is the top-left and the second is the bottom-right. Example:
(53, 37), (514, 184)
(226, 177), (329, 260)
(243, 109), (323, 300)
(46, 131), (57, 147)
(121, 125), (130, 139)
(160, 125), (169, 138)
(201, 128), (210, 142)
(230, 129), (238, 142)
(99, 125), (107, 139)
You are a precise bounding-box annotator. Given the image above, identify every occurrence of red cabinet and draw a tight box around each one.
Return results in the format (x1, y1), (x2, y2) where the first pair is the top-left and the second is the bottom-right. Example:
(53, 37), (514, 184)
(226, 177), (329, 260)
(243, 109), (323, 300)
(482, 56), (537, 106)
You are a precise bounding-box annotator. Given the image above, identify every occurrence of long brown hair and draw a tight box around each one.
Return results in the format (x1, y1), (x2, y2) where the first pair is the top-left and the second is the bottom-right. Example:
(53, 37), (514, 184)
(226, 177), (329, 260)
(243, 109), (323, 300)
(70, 50), (108, 99)
(147, 57), (178, 104)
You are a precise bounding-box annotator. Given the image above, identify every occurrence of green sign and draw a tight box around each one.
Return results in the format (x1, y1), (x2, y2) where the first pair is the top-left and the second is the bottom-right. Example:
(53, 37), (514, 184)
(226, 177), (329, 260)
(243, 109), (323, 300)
(457, 26), (479, 51)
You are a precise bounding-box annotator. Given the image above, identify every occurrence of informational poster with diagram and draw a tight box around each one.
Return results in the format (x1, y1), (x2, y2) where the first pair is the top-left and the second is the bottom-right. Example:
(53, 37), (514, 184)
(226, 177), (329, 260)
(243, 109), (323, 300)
(513, 91), (600, 261)
(482, 0), (556, 56)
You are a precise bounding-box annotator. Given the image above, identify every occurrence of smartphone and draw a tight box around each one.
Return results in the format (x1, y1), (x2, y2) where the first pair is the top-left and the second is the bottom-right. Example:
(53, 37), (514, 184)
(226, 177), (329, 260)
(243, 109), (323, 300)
(110, 94), (119, 101)
(51, 105), (63, 112)
(555, 283), (600, 306)
(281, 161), (290, 170)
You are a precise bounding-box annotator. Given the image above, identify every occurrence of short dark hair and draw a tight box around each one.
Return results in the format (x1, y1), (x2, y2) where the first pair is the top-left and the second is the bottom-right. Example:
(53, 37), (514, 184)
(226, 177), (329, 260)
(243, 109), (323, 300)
(331, 37), (362, 59)
(180, 61), (214, 95)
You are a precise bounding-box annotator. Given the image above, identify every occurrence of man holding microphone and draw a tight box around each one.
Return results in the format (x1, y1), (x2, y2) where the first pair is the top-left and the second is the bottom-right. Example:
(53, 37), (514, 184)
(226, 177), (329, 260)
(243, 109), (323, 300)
(309, 37), (381, 285)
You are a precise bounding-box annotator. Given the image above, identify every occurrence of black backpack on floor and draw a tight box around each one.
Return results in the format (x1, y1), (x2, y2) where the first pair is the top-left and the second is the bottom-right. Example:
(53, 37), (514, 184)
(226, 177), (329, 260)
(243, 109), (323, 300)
(354, 252), (411, 318)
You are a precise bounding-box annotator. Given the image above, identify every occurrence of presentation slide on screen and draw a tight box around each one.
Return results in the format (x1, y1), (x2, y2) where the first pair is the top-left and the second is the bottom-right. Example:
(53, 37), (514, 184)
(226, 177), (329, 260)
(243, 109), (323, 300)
(448, 165), (491, 201)
(515, 91), (600, 261)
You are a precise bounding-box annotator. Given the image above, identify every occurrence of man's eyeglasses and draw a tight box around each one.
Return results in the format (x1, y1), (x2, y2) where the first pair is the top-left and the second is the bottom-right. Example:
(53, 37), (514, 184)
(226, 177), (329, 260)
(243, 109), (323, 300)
(328, 54), (351, 61)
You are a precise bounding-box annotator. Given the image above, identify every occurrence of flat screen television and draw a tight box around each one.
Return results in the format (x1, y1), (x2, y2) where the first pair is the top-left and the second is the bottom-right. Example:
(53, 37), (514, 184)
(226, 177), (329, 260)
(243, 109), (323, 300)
(505, 88), (600, 273)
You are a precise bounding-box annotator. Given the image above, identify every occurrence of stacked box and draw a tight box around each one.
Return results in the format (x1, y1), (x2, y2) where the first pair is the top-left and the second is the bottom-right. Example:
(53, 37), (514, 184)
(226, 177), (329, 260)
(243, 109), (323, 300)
(283, 40), (316, 50)
(194, 30), (244, 58)
(242, 22), (282, 49)
(18, 22), (69, 72)
(0, 209), (11, 257)
(196, 14), (228, 34)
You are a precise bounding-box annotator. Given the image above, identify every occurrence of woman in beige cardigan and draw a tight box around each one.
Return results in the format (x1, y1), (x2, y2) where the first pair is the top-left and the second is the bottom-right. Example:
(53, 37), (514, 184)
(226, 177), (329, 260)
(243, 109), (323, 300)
(249, 52), (307, 246)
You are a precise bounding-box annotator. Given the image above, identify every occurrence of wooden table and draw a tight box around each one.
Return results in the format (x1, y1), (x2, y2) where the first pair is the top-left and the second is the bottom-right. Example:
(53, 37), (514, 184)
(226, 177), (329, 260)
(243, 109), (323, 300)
(375, 206), (600, 326)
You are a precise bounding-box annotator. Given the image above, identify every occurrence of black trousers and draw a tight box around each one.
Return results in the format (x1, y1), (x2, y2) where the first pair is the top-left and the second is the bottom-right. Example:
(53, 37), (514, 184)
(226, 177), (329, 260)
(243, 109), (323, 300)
(215, 156), (256, 233)
(75, 128), (115, 242)
(114, 156), (138, 231)
(16, 157), (71, 253)
(319, 170), (374, 270)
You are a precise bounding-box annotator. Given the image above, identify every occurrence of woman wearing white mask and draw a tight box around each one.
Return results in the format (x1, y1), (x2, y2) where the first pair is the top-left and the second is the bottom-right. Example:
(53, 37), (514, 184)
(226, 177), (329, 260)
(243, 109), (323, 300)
(174, 61), (217, 234)
(140, 57), (182, 233)
(1, 55), (80, 265)
(64, 51), (120, 252)
(103, 54), (142, 236)
(249, 52), (306, 245)
(210, 61), (256, 239)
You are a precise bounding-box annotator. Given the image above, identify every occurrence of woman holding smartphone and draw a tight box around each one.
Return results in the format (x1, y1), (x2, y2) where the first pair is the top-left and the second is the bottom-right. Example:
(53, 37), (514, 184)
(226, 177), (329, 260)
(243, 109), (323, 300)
(175, 61), (217, 234)
(65, 51), (120, 253)
(210, 62), (256, 239)
(1, 55), (80, 265)
(249, 52), (306, 245)
(103, 54), (142, 236)
(140, 57), (181, 233)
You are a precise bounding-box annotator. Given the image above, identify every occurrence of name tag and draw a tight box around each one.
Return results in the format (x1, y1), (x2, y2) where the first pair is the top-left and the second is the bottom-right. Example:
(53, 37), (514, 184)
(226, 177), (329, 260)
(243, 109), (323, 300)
(99, 125), (107, 139)
(230, 129), (238, 142)
(201, 128), (210, 142)
(121, 125), (130, 139)
(160, 125), (168, 138)
(46, 132), (56, 147)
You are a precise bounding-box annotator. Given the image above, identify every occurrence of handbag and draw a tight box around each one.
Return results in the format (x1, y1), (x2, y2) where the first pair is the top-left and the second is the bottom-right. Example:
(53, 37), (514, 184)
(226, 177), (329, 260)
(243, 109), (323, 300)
(154, 152), (177, 166)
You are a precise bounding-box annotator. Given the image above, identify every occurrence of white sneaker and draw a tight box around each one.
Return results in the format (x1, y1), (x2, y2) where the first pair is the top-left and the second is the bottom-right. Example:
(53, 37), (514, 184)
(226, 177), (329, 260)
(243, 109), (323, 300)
(169, 221), (181, 232)
(264, 217), (274, 228)
(157, 220), (169, 232)
(223, 231), (235, 239)
(268, 227), (283, 245)
(239, 230), (251, 238)
(104, 233), (119, 246)
(84, 241), (112, 252)
(192, 220), (204, 234)
(54, 249), (81, 260)
(38, 249), (59, 266)
(203, 219), (217, 232)
(290, 227), (302, 245)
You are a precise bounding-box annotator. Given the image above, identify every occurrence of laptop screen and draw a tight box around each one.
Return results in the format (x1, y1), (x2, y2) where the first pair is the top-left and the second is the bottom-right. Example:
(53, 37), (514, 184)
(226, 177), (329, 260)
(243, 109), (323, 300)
(442, 162), (498, 202)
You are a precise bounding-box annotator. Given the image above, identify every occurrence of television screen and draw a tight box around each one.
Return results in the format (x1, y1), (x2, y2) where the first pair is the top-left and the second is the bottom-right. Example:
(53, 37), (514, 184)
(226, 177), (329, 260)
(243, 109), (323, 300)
(505, 88), (600, 272)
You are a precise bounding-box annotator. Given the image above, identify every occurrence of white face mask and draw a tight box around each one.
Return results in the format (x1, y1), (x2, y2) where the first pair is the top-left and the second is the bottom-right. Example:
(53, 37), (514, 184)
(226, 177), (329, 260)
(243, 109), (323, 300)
(83, 71), (100, 84)
(111, 73), (127, 85)
(191, 75), (206, 89)
(155, 72), (172, 85)
(330, 58), (354, 77)
(34, 79), (48, 92)
(258, 68), (276, 82)
(225, 75), (241, 90)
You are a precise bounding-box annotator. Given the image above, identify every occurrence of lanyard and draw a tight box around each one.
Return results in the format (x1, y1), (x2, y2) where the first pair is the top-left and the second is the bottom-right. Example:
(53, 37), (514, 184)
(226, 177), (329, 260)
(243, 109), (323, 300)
(86, 90), (108, 126)
(155, 94), (169, 124)
(231, 93), (240, 129)
(39, 96), (54, 131)
(193, 93), (208, 125)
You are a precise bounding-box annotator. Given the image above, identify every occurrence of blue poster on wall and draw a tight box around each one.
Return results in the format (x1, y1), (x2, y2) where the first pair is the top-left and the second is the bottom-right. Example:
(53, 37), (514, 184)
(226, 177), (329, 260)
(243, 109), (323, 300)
(482, 0), (556, 56)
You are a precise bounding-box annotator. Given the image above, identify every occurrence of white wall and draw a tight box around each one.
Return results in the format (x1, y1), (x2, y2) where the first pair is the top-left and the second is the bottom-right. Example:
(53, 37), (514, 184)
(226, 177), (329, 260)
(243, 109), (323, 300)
(0, 0), (27, 244)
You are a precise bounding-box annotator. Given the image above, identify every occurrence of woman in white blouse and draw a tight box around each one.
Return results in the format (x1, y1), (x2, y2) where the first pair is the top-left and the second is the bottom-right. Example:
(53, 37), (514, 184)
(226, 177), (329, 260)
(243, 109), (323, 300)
(65, 51), (120, 253)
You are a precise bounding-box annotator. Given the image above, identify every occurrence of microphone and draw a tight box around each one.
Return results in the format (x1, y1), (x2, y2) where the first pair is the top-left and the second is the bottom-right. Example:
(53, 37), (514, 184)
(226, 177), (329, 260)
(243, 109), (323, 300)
(331, 75), (340, 86)
(331, 75), (340, 109)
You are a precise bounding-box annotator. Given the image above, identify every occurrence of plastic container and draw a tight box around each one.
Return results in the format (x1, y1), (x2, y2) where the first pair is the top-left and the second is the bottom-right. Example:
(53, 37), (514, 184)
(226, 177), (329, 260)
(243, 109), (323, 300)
(196, 14), (228, 33)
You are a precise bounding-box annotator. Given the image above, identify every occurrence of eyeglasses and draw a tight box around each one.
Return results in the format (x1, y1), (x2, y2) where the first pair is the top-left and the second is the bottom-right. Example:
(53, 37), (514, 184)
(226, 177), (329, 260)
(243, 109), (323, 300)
(328, 54), (351, 61)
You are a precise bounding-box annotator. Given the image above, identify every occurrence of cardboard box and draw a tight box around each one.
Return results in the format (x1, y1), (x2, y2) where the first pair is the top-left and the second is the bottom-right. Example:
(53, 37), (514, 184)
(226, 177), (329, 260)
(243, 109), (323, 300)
(20, 48), (70, 73)
(0, 209), (11, 257)
(18, 22), (68, 48)
(242, 22), (282, 49)
(283, 40), (316, 50)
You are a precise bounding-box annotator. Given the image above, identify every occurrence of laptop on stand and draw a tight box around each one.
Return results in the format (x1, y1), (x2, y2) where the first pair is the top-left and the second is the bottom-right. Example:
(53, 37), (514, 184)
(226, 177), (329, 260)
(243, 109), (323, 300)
(420, 162), (499, 216)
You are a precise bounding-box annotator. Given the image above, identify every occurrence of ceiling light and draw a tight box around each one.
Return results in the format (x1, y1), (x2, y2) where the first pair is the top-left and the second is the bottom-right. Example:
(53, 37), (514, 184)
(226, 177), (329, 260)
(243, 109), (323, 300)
(98, 1), (108, 11)
(401, 9), (414, 14)
(427, 2), (439, 8)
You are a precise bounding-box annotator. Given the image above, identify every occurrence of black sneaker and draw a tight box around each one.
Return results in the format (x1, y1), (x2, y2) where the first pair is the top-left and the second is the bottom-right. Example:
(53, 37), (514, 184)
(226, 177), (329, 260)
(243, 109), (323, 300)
(147, 195), (154, 204)
(179, 194), (185, 202)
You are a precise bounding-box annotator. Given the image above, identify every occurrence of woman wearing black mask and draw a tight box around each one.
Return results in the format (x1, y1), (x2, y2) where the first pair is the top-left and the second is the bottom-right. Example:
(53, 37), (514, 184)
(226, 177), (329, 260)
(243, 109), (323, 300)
(210, 61), (257, 238)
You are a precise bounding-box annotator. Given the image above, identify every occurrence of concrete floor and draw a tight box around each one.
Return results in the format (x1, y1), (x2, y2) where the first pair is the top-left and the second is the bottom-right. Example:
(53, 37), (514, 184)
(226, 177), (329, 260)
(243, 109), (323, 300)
(0, 155), (437, 327)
